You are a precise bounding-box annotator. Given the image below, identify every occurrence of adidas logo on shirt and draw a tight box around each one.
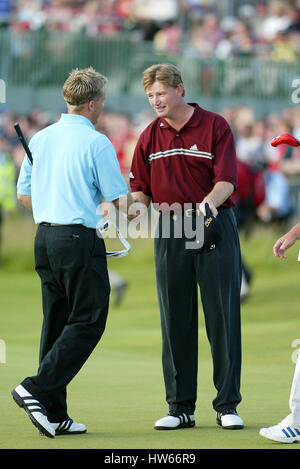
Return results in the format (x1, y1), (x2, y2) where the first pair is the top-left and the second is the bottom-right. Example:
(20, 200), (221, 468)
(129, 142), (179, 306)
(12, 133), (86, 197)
(190, 144), (198, 150)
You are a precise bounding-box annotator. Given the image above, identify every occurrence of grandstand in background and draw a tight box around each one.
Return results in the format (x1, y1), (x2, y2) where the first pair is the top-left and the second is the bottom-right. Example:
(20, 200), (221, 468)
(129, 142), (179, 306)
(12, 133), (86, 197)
(0, 0), (300, 116)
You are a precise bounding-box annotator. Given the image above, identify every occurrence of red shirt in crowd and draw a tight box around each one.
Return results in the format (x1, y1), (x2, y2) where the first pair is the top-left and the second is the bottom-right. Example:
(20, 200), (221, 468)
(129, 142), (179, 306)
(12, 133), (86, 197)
(129, 104), (237, 210)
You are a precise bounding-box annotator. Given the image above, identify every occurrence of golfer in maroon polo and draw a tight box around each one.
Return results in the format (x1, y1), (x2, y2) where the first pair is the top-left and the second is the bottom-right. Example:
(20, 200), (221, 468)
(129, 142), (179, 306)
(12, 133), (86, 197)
(130, 64), (243, 430)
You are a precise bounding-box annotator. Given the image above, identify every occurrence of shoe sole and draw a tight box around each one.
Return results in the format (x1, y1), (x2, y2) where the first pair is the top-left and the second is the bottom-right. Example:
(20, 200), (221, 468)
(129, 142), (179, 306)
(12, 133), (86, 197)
(219, 424), (244, 430)
(39, 429), (87, 436)
(11, 389), (54, 439)
(259, 431), (300, 444)
(56, 429), (87, 435)
(216, 419), (243, 430)
(155, 422), (195, 430)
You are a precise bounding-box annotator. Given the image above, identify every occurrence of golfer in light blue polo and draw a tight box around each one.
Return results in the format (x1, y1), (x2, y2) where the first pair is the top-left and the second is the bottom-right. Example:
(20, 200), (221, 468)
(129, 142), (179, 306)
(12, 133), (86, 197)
(17, 100), (128, 228)
(12, 67), (134, 439)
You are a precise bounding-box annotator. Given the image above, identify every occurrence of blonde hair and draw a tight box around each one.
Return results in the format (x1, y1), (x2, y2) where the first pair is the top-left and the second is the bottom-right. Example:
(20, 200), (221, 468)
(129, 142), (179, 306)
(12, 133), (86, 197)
(63, 67), (107, 111)
(142, 63), (185, 97)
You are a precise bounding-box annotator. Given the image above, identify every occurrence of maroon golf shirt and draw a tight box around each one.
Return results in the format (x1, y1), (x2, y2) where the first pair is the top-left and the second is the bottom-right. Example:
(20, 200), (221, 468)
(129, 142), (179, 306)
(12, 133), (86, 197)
(130, 103), (237, 210)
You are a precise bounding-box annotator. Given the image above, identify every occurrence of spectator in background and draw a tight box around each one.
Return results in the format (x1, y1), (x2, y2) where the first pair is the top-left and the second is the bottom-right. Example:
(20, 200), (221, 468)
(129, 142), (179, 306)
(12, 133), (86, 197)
(0, 0), (14, 28)
(1, 102), (300, 306)
(187, 13), (224, 59)
(229, 20), (256, 57)
(261, 0), (291, 42)
(214, 18), (237, 60)
(232, 117), (266, 301)
(153, 20), (182, 55)
(270, 29), (299, 62)
(0, 137), (16, 262)
(285, 4), (300, 34)
(97, 110), (137, 178)
(129, 0), (178, 41)
(256, 167), (293, 224)
(2, 105), (300, 229)
(1, 0), (299, 64)
(255, 118), (293, 226)
(235, 122), (265, 166)
(96, 109), (137, 306)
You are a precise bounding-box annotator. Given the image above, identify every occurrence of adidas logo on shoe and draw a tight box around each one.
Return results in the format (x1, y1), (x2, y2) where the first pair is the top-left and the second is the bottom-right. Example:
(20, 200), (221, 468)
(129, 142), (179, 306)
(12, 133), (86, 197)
(52, 418), (87, 435)
(260, 422), (300, 443)
(154, 413), (195, 430)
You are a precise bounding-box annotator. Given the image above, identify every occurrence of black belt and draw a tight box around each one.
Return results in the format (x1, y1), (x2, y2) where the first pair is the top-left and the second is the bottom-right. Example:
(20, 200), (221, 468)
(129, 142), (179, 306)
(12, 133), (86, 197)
(161, 207), (228, 221)
(160, 209), (202, 217)
(40, 222), (85, 227)
(183, 208), (202, 217)
(169, 209), (202, 221)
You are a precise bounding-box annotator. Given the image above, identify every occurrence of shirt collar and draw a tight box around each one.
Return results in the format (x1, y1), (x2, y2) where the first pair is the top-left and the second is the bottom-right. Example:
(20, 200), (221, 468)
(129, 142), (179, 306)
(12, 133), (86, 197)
(158, 103), (203, 130)
(59, 113), (95, 129)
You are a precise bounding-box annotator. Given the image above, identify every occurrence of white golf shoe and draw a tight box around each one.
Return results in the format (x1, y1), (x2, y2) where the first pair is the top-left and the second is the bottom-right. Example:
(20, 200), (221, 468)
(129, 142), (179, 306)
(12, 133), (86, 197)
(154, 413), (195, 430)
(11, 384), (55, 438)
(216, 409), (244, 429)
(260, 415), (300, 443)
(51, 418), (87, 435)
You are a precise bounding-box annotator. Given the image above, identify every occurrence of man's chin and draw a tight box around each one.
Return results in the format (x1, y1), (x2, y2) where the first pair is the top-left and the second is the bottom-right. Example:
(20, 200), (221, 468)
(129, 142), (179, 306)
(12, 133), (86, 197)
(155, 109), (167, 118)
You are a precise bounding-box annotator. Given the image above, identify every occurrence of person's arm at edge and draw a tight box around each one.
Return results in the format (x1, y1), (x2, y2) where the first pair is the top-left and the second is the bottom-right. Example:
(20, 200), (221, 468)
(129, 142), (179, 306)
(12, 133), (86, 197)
(273, 223), (300, 258)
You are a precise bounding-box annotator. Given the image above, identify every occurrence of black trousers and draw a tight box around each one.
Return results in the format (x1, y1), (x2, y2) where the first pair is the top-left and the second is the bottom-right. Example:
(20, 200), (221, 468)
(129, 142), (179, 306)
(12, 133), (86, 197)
(154, 208), (242, 416)
(22, 224), (110, 422)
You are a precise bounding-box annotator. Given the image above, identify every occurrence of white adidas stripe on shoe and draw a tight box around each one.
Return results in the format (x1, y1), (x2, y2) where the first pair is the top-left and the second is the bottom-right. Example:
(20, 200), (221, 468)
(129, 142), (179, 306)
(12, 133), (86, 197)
(52, 418), (87, 435)
(11, 384), (55, 438)
(154, 413), (195, 430)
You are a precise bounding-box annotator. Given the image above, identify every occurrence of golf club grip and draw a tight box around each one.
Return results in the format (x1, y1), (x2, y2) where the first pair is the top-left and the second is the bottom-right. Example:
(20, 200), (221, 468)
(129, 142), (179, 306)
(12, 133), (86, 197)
(14, 123), (33, 164)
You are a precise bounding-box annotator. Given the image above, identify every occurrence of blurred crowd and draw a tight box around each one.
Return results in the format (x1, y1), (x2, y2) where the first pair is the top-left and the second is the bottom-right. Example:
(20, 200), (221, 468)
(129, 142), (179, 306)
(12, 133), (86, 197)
(1, 0), (300, 302)
(224, 105), (300, 227)
(1, 103), (300, 297)
(1, 103), (300, 226)
(1, 0), (300, 60)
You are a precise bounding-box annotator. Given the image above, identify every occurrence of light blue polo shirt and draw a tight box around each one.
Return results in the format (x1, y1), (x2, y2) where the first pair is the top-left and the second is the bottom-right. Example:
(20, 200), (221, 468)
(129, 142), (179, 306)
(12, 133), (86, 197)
(17, 113), (128, 228)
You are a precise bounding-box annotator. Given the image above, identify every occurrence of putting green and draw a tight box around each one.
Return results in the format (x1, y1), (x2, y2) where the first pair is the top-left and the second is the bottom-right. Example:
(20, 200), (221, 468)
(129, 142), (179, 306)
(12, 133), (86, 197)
(1, 216), (300, 450)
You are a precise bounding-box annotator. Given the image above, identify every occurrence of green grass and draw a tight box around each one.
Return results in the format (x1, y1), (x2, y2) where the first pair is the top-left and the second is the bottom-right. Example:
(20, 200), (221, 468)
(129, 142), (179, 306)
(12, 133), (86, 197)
(1, 214), (300, 450)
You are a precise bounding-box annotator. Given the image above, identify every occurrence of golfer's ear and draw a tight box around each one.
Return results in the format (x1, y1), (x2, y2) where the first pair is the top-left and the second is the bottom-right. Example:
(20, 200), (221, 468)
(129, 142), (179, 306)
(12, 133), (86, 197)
(176, 84), (184, 97)
(87, 100), (95, 112)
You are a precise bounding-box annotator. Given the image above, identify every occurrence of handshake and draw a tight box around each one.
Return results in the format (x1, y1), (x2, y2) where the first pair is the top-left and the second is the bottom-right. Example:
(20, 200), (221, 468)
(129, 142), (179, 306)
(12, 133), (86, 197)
(99, 197), (221, 255)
